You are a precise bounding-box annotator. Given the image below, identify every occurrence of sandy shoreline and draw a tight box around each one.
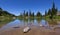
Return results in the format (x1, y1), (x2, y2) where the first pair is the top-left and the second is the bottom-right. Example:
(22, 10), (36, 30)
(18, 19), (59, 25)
(0, 26), (60, 35)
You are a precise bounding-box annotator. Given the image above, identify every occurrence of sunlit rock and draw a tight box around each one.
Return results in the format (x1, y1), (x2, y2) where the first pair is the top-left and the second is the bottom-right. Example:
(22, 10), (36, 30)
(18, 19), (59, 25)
(23, 27), (31, 33)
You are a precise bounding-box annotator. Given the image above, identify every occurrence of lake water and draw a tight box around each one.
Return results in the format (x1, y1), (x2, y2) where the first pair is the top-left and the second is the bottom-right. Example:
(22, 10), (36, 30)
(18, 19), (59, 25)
(0, 19), (60, 31)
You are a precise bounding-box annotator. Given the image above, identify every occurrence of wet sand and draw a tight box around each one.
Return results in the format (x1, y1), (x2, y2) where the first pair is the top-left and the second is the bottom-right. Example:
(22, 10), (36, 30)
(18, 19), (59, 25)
(0, 26), (60, 35)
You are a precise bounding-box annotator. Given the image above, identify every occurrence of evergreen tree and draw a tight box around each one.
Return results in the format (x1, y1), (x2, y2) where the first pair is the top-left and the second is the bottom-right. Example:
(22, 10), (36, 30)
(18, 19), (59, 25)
(36, 11), (41, 17)
(23, 10), (25, 17)
(32, 12), (34, 17)
(25, 11), (28, 16)
(47, 9), (51, 15)
(29, 10), (32, 17)
(0, 8), (3, 11)
(51, 2), (57, 15)
(0, 8), (3, 16)
(45, 10), (47, 16)
(47, 2), (58, 19)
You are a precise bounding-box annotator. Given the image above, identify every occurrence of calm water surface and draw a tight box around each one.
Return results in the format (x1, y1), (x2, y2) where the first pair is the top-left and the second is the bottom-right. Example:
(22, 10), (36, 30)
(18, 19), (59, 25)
(0, 19), (60, 31)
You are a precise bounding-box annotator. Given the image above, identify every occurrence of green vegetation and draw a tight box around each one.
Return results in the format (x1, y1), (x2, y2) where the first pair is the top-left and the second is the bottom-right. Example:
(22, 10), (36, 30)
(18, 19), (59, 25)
(0, 1), (60, 27)
(18, 10), (42, 20)
(0, 8), (16, 27)
(0, 8), (15, 17)
(44, 2), (60, 20)
(0, 8), (16, 21)
(18, 2), (60, 20)
(0, 2), (60, 21)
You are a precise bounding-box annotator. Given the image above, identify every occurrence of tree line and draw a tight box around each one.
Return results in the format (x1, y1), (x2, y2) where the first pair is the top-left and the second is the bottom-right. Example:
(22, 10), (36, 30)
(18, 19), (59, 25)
(19, 10), (42, 18)
(45, 2), (58, 19)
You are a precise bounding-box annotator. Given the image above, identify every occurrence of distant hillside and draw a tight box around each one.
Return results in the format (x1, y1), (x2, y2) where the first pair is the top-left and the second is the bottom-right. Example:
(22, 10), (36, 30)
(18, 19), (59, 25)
(0, 8), (15, 17)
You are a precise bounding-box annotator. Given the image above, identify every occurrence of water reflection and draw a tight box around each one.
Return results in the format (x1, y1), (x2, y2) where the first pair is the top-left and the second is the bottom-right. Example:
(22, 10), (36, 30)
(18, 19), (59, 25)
(0, 19), (60, 31)
(48, 20), (58, 26)
(0, 19), (15, 28)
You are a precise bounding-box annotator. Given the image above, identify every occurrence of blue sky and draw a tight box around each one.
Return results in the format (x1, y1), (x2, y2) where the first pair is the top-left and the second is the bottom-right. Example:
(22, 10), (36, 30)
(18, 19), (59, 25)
(0, 0), (60, 16)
